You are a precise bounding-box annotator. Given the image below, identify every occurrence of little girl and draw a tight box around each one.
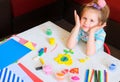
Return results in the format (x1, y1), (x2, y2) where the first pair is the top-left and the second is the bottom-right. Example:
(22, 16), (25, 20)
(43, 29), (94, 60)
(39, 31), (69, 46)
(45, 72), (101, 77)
(67, 0), (110, 56)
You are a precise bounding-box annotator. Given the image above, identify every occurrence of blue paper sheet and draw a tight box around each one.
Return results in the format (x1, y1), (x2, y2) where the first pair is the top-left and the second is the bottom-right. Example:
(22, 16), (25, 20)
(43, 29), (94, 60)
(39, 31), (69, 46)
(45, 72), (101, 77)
(0, 39), (31, 69)
(0, 63), (33, 82)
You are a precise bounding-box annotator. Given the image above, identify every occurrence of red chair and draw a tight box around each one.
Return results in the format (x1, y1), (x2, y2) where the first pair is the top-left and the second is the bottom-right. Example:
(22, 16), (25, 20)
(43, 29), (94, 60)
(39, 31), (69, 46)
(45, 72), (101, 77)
(104, 43), (111, 55)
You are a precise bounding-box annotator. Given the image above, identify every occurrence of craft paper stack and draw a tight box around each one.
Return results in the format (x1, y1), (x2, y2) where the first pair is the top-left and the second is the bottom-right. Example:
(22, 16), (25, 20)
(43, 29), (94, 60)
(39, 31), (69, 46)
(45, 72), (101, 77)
(0, 39), (31, 69)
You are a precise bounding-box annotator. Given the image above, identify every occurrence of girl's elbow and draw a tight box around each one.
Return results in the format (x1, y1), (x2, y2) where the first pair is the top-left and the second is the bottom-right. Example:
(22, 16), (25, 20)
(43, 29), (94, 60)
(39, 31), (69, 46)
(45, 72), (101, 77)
(66, 43), (74, 49)
(67, 44), (73, 49)
(86, 50), (96, 56)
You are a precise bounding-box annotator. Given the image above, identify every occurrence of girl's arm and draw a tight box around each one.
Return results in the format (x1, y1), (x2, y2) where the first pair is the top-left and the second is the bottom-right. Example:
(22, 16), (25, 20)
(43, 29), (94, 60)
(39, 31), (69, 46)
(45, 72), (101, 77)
(67, 10), (80, 49)
(86, 30), (96, 56)
(86, 23), (106, 55)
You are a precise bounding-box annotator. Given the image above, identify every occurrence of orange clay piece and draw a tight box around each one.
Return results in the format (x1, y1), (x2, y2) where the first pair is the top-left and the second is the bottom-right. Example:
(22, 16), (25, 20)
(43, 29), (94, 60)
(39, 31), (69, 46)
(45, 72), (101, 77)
(55, 72), (65, 80)
(56, 72), (64, 76)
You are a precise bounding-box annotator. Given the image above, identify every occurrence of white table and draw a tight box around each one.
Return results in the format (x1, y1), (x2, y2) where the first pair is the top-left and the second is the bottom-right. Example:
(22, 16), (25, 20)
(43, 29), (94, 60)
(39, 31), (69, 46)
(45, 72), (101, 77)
(15, 21), (120, 82)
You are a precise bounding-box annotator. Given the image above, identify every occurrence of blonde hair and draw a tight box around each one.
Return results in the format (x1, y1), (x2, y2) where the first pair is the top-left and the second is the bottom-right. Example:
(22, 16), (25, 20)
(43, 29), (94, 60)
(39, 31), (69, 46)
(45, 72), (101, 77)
(80, 2), (110, 24)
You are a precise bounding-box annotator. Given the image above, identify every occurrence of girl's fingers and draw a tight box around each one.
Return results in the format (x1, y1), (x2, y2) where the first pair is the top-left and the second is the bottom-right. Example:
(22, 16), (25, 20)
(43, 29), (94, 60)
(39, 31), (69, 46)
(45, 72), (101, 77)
(74, 10), (76, 16)
(74, 10), (77, 21)
(89, 22), (107, 33)
(74, 10), (80, 27)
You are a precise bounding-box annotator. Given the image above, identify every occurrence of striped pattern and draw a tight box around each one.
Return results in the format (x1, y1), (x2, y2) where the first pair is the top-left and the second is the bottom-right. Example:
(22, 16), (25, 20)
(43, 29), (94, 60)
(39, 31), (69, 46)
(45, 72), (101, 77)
(0, 68), (24, 82)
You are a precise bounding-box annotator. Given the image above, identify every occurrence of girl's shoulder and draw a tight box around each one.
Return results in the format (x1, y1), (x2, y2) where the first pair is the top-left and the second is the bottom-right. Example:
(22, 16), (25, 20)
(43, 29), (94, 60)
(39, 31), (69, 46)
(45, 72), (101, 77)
(96, 28), (106, 35)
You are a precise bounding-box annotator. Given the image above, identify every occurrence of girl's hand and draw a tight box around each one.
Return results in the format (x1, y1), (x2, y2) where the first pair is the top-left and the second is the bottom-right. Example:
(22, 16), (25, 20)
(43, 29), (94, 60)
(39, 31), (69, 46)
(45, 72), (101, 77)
(74, 10), (81, 28)
(89, 22), (106, 33)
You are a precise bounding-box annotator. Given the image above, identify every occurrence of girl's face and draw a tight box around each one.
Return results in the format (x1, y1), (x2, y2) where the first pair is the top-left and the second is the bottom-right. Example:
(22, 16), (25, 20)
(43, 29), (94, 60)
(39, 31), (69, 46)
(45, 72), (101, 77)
(80, 8), (100, 32)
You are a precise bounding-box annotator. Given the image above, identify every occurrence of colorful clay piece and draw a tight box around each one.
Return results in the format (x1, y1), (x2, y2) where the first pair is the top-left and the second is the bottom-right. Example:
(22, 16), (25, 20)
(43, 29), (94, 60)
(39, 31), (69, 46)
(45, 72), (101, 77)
(39, 58), (45, 65)
(49, 37), (55, 45)
(54, 54), (73, 66)
(64, 49), (74, 54)
(64, 49), (69, 54)
(109, 63), (116, 70)
(61, 69), (69, 74)
(79, 59), (86, 63)
(35, 66), (43, 70)
(70, 75), (80, 82)
(46, 28), (52, 35)
(43, 65), (52, 75)
(38, 48), (44, 56)
(70, 68), (79, 74)
(55, 72), (65, 80)
(44, 47), (47, 53)
(79, 56), (90, 63)
(69, 49), (74, 54)
(61, 56), (68, 61)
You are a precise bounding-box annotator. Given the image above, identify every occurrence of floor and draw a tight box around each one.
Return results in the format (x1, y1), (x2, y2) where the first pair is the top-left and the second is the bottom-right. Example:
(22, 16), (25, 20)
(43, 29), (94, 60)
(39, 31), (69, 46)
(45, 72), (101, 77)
(54, 19), (120, 59)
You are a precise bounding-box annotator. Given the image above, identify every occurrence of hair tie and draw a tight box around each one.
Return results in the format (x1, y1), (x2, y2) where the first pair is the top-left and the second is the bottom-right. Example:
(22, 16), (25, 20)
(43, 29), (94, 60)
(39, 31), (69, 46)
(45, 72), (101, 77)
(87, 0), (106, 9)
(97, 0), (106, 8)
(93, 3), (101, 9)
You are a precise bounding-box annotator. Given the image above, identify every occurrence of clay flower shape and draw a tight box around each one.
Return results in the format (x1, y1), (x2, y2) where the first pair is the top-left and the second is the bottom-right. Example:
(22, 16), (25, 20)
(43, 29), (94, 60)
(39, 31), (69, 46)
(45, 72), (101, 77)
(54, 54), (73, 66)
